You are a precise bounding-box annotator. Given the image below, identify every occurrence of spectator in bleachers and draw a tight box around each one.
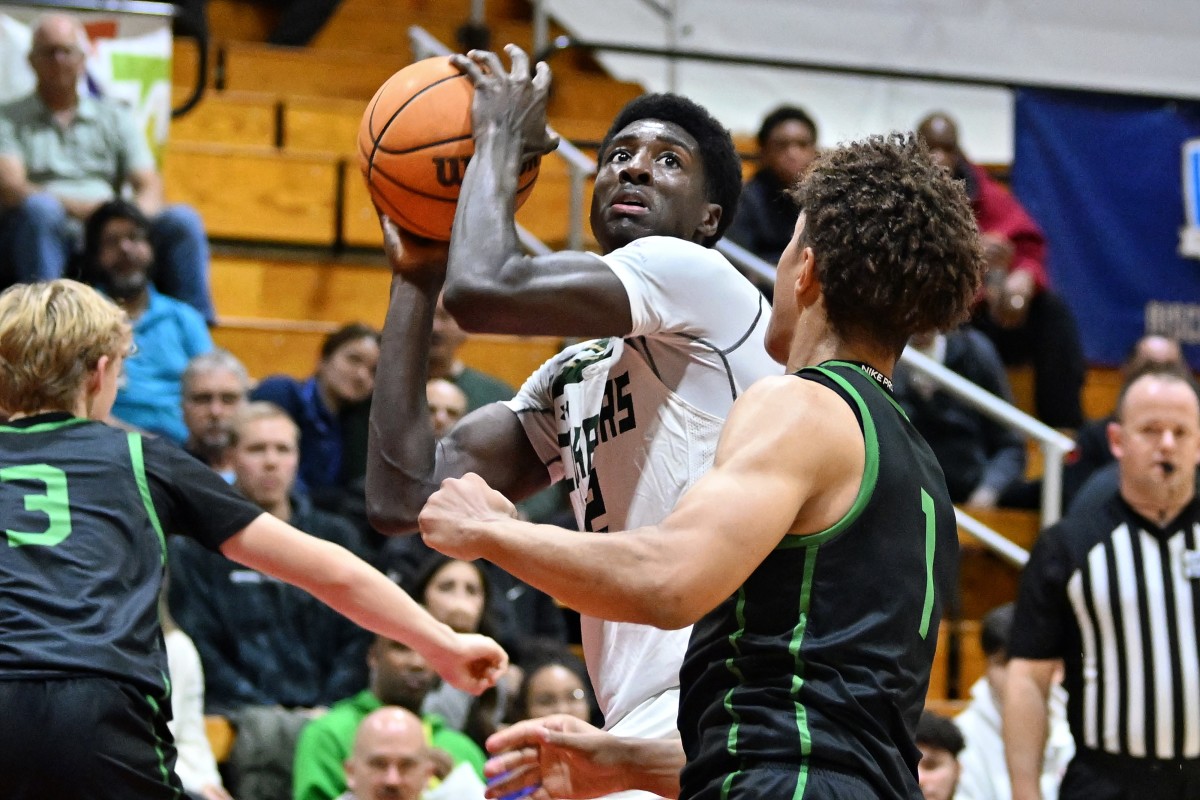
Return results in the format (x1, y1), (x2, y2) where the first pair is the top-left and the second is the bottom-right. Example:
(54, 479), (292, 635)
(251, 323), (380, 504)
(916, 711), (966, 800)
(918, 111), (1086, 430)
(405, 556), (512, 747)
(339, 706), (487, 800)
(292, 636), (486, 800)
(182, 348), (251, 482)
(170, 402), (375, 799)
(1008, 334), (1189, 511)
(894, 327), (1026, 508)
(429, 295), (514, 412)
(337, 707), (434, 800)
(954, 603), (1072, 800)
(161, 589), (233, 800)
(379, 533), (571, 672)
(83, 199), (212, 444)
(508, 647), (596, 727)
(725, 105), (820, 274)
(169, 403), (373, 716)
(0, 13), (215, 322)
(426, 377), (468, 440)
(429, 293), (569, 525)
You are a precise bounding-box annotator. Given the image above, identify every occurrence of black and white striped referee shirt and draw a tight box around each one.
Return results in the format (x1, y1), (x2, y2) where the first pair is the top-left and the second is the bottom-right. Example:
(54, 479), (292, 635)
(1010, 492), (1200, 760)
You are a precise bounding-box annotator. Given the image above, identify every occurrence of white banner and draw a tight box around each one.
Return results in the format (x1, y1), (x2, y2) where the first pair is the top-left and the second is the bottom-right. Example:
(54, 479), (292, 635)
(0, 5), (173, 159)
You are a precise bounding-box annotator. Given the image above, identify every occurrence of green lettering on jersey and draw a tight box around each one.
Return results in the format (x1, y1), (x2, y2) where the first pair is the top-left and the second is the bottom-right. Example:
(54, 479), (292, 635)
(919, 488), (936, 639)
(2, 464), (72, 547)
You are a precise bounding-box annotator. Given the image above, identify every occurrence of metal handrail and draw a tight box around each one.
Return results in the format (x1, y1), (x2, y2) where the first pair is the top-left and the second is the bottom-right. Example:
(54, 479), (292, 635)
(901, 347), (1074, 529)
(955, 509), (1029, 567)
(408, 23), (1071, 543)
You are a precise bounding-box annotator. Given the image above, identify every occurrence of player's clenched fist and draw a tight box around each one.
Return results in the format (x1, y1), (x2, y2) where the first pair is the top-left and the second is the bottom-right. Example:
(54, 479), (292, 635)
(419, 472), (518, 560)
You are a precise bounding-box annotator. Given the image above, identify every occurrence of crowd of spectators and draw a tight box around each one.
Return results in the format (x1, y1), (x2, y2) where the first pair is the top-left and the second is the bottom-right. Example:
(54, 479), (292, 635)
(7, 11), (1200, 800)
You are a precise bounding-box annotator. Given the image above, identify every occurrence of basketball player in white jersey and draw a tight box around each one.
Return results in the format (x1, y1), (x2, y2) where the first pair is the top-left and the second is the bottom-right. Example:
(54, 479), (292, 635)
(365, 46), (778, 799)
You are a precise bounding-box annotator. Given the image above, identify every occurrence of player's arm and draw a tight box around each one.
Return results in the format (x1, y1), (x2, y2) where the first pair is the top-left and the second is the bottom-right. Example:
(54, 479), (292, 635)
(365, 222), (550, 535)
(0, 153), (36, 209)
(128, 166), (164, 217)
(219, 512), (506, 694)
(483, 715), (684, 800)
(1003, 657), (1058, 800)
(420, 376), (863, 629)
(445, 46), (634, 339)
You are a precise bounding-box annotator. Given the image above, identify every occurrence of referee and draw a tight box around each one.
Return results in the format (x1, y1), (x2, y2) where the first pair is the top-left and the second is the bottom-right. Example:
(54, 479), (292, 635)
(1004, 364), (1200, 800)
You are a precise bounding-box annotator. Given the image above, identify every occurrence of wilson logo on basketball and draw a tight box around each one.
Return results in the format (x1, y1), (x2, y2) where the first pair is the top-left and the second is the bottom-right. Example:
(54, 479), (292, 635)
(433, 155), (542, 188)
(433, 156), (470, 187)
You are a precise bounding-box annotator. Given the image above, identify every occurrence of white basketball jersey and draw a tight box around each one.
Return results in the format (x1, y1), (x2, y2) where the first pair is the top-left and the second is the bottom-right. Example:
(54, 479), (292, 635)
(504, 236), (780, 733)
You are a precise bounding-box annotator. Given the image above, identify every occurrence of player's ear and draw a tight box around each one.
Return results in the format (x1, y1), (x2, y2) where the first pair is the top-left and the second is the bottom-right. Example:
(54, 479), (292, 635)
(695, 203), (721, 241)
(795, 246), (820, 306)
(87, 355), (110, 394)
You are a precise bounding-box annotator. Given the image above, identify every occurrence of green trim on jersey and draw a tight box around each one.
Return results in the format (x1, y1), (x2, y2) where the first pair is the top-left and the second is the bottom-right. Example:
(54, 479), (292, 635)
(776, 367), (879, 550)
(919, 489), (937, 639)
(144, 693), (177, 793)
(0, 417), (89, 434)
(821, 360), (909, 420)
(788, 546), (820, 799)
(719, 589), (750, 800)
(127, 433), (166, 564)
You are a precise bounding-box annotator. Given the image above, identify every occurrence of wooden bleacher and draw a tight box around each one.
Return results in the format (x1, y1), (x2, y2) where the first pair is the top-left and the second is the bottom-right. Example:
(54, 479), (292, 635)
(169, 0), (628, 251)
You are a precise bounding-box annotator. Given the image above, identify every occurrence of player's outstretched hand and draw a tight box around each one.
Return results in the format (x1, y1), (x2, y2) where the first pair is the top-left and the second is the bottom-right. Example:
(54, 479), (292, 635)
(450, 44), (559, 158)
(379, 214), (449, 282)
(426, 631), (509, 696)
(419, 472), (518, 561)
(483, 714), (628, 800)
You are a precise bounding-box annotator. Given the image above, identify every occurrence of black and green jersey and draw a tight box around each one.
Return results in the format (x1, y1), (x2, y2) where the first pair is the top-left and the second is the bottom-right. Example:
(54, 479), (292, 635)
(0, 413), (260, 701)
(678, 362), (958, 800)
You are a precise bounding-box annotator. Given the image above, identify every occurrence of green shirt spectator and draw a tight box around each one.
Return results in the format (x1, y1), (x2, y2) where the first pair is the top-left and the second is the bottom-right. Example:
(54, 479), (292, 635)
(293, 689), (485, 800)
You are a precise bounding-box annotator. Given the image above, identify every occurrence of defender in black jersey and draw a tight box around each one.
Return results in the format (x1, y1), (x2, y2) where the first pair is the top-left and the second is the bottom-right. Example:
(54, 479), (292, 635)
(0, 280), (507, 800)
(417, 134), (985, 800)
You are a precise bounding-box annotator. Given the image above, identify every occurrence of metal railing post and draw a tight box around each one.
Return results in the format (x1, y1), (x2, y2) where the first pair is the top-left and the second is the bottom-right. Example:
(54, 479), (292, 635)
(532, 0), (548, 62)
(567, 162), (586, 251)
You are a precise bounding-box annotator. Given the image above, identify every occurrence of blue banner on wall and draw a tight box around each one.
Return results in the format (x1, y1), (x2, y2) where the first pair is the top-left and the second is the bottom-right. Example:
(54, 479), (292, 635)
(1011, 89), (1200, 369)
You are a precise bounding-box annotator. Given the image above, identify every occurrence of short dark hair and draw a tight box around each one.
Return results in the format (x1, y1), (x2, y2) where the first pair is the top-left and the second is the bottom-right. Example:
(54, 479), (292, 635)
(981, 602), (1015, 659)
(793, 133), (984, 356)
(82, 199), (151, 277)
(598, 93), (742, 247)
(757, 105), (818, 147)
(1114, 362), (1200, 422)
(916, 710), (965, 755)
(319, 322), (380, 361)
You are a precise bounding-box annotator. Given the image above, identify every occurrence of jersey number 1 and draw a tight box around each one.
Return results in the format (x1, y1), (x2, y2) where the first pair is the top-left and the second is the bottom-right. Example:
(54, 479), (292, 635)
(2, 464), (72, 547)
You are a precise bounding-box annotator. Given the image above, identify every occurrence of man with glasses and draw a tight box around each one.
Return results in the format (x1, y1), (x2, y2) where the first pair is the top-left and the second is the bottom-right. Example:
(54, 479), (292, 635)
(0, 12), (215, 322)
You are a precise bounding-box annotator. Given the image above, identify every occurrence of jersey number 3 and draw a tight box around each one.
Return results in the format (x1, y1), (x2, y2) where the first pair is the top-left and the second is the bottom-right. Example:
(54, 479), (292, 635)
(2, 464), (72, 547)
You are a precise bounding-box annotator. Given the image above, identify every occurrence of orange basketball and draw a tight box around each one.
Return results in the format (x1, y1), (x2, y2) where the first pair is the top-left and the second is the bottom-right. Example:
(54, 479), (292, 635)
(358, 56), (541, 241)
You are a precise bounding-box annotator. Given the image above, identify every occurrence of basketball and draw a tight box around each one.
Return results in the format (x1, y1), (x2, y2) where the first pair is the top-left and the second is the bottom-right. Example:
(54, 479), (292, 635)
(358, 56), (542, 241)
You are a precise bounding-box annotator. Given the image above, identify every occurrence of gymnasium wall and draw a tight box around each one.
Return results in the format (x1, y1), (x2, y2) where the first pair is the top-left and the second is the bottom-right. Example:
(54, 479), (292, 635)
(542, 0), (1200, 163)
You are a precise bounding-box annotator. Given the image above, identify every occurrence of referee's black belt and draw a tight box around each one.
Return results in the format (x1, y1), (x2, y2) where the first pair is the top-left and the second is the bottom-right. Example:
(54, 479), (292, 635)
(1075, 747), (1200, 777)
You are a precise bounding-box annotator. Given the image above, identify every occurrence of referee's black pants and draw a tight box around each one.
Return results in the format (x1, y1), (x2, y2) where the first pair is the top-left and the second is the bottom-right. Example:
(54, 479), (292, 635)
(1061, 749), (1200, 800)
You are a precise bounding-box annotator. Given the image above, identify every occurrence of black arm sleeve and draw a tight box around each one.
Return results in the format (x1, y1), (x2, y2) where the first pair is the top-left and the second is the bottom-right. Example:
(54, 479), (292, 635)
(144, 438), (262, 550)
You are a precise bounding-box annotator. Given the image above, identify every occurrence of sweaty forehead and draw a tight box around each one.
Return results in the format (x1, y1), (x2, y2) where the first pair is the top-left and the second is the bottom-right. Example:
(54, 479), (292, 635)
(608, 118), (701, 154)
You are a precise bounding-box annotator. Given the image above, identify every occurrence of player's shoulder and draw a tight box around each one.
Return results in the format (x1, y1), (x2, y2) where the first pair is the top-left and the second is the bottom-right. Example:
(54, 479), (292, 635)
(611, 235), (734, 271)
(732, 374), (854, 434)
